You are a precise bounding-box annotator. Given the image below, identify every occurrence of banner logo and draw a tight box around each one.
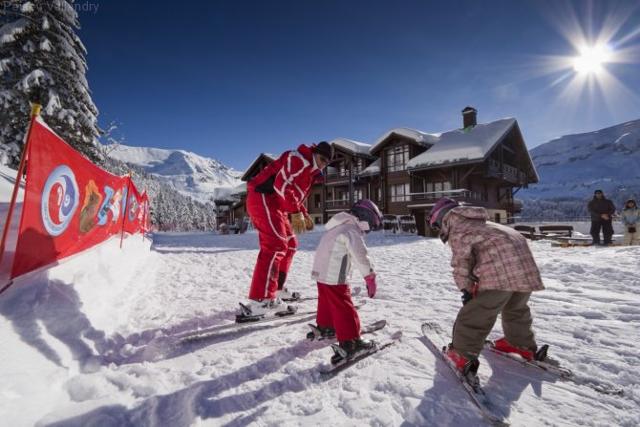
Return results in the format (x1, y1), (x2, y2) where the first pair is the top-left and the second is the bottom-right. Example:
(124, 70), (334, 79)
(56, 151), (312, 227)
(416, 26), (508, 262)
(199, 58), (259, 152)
(128, 194), (139, 222)
(41, 165), (79, 236)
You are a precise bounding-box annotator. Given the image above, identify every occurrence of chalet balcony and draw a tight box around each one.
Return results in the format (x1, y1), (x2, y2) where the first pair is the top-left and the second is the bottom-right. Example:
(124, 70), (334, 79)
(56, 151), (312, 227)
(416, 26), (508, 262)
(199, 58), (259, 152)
(325, 170), (351, 185)
(408, 189), (487, 206)
(325, 199), (350, 210)
(486, 160), (528, 185)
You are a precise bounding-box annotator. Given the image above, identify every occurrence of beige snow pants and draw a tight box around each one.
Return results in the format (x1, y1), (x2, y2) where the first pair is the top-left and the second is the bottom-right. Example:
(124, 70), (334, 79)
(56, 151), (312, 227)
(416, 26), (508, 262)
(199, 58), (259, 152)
(624, 230), (639, 245)
(452, 290), (536, 359)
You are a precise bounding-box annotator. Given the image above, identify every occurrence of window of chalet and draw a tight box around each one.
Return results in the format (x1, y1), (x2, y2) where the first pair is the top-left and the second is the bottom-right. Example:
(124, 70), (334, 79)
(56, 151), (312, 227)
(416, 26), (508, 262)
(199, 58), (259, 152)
(314, 193), (321, 208)
(385, 145), (409, 172)
(390, 183), (410, 202)
(354, 158), (364, 174)
(354, 189), (363, 201)
(338, 162), (348, 177)
(417, 180), (452, 195)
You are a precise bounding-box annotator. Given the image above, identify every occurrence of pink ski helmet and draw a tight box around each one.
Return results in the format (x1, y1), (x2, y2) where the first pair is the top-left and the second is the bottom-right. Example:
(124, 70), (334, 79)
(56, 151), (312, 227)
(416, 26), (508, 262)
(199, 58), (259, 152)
(428, 197), (459, 230)
(351, 199), (383, 231)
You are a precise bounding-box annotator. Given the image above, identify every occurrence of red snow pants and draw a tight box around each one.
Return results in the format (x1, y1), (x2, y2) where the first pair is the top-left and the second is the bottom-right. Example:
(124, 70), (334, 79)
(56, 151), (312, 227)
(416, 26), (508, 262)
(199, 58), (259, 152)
(247, 191), (297, 300)
(316, 282), (361, 342)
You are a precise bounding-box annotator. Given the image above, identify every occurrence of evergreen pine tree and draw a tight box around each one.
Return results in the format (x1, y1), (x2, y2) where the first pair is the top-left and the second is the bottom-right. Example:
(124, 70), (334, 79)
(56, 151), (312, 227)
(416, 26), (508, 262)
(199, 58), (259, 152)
(0, 0), (100, 167)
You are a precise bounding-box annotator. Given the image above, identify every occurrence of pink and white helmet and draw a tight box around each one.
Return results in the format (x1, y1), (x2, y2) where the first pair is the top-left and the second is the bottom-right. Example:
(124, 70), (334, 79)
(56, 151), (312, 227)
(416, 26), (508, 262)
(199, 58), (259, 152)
(350, 199), (383, 231)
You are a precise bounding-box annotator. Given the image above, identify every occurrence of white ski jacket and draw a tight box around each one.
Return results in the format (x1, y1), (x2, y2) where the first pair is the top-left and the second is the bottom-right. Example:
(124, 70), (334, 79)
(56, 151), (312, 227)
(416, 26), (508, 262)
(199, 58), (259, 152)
(311, 212), (374, 285)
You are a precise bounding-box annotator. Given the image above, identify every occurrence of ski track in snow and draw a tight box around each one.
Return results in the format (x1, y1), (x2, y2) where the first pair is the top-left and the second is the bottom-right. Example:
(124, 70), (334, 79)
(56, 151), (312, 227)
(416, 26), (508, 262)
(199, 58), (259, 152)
(1, 230), (639, 427)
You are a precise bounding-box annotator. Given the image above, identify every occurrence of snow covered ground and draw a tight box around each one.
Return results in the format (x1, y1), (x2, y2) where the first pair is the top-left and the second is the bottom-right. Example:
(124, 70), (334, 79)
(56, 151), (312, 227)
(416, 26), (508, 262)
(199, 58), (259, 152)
(1, 228), (639, 426)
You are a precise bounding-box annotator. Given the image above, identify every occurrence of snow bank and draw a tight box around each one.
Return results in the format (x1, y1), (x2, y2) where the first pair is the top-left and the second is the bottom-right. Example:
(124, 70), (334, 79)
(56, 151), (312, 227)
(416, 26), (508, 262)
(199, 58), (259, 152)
(0, 236), (153, 425)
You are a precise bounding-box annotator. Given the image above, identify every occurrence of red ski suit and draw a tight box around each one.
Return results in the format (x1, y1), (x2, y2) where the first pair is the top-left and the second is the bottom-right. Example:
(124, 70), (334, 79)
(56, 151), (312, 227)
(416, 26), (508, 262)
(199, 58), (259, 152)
(247, 144), (322, 300)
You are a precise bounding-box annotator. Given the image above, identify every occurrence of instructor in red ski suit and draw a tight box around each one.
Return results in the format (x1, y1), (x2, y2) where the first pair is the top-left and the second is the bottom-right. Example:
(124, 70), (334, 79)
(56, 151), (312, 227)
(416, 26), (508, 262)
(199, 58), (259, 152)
(245, 142), (331, 313)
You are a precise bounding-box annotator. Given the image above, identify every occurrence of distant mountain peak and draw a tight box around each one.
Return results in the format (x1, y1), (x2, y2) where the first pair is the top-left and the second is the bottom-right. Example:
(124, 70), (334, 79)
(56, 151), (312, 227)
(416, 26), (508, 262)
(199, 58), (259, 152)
(521, 118), (640, 206)
(106, 144), (241, 204)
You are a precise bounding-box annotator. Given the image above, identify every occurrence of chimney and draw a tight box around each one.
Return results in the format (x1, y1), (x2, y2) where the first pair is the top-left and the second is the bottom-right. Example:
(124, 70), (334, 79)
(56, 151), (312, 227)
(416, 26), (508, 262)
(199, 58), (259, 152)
(462, 106), (477, 128)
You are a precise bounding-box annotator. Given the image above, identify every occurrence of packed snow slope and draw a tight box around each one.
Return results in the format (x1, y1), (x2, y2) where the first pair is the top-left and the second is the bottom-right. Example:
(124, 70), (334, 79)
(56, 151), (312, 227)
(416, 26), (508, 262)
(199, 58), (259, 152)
(521, 118), (640, 200)
(1, 230), (639, 426)
(107, 144), (241, 204)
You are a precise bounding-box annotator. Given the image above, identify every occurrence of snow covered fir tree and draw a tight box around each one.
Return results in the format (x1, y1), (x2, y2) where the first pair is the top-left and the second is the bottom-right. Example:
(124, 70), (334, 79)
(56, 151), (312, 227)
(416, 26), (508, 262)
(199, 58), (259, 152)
(0, 0), (100, 167)
(0, 0), (221, 231)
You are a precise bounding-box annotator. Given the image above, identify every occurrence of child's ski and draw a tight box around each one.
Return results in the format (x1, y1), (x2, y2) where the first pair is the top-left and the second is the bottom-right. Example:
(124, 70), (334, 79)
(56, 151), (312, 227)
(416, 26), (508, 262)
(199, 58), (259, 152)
(421, 322), (509, 427)
(484, 340), (624, 396)
(307, 319), (386, 341)
(318, 331), (401, 378)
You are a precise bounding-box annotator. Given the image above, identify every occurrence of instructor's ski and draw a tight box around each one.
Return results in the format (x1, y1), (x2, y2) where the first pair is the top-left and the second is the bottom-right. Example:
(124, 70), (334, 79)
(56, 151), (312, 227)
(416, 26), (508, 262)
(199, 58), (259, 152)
(179, 301), (366, 343)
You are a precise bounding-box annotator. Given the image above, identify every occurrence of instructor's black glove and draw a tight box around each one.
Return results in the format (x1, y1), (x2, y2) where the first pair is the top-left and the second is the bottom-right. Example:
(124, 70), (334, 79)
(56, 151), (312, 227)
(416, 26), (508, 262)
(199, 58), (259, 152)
(461, 289), (473, 305)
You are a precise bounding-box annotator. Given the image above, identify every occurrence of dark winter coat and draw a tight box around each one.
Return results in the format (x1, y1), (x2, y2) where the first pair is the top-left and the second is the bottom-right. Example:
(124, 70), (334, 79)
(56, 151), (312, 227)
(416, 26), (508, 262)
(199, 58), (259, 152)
(587, 197), (615, 221)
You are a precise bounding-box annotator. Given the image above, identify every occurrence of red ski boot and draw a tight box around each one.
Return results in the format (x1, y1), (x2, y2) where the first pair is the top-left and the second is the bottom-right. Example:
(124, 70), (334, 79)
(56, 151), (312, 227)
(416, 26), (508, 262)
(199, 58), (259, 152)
(445, 346), (479, 376)
(493, 337), (538, 361)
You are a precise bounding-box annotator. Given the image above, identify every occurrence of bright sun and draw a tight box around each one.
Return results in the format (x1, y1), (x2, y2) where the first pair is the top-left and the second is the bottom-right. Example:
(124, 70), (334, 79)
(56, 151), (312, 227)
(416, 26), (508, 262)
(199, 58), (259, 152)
(572, 44), (612, 75)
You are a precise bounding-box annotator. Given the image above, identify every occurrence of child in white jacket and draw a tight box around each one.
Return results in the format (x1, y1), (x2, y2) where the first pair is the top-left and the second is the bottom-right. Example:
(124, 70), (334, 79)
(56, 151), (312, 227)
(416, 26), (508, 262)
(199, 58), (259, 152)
(310, 200), (382, 363)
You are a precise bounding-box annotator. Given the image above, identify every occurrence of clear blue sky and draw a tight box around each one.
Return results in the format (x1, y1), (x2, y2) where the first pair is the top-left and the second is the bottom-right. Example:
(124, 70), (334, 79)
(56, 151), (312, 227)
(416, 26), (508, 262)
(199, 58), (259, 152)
(78, 0), (640, 170)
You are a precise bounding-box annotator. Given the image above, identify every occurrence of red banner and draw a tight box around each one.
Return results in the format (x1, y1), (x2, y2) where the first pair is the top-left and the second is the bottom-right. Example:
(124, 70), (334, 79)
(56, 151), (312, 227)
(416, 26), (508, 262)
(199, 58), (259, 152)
(10, 118), (148, 278)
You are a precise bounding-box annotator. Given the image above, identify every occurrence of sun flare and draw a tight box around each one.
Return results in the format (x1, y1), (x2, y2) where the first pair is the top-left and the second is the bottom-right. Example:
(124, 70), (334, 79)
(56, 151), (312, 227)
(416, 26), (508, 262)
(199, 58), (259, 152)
(572, 44), (612, 75)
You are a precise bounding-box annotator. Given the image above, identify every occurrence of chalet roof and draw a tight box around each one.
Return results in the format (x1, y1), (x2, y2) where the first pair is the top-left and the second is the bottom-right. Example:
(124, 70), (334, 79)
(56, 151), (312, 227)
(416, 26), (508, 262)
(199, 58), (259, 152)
(330, 138), (374, 158)
(358, 158), (380, 177)
(406, 118), (516, 169)
(370, 127), (440, 155)
(241, 152), (276, 181)
(230, 182), (247, 196)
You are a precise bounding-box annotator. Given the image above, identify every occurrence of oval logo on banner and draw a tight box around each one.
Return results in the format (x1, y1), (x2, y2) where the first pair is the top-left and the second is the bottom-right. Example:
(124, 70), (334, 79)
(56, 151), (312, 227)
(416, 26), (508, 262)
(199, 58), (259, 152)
(41, 165), (80, 236)
(128, 195), (139, 222)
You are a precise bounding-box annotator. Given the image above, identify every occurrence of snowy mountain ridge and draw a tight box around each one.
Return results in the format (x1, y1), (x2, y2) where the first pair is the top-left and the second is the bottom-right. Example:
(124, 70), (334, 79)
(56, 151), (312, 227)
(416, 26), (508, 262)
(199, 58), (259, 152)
(107, 144), (242, 204)
(522, 118), (640, 201)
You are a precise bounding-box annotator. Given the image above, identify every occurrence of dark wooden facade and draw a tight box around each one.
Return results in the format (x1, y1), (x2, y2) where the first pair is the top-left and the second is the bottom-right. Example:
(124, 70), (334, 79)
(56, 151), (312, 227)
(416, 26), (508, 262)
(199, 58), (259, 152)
(322, 141), (377, 222)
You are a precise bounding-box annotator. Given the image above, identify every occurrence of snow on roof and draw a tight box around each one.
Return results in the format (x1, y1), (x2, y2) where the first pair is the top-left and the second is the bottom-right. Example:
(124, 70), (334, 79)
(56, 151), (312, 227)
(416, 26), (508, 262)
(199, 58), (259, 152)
(330, 138), (372, 156)
(231, 182), (247, 195)
(370, 128), (440, 153)
(241, 153), (276, 181)
(406, 118), (516, 169)
(358, 159), (380, 177)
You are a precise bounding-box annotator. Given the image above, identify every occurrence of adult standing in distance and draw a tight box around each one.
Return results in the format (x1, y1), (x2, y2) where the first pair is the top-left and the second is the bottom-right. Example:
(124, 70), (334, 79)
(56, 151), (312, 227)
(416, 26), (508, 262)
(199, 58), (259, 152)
(238, 142), (333, 320)
(588, 190), (616, 245)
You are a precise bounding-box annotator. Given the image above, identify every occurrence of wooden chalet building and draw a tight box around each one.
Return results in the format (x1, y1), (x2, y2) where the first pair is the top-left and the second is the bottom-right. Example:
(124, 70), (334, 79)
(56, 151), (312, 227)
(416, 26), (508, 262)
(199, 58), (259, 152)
(232, 107), (538, 236)
(364, 107), (538, 235)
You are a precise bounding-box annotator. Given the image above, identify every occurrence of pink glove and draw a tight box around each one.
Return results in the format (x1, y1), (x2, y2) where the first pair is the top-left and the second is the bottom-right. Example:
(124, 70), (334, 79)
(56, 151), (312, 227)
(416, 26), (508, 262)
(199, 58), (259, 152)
(364, 273), (377, 298)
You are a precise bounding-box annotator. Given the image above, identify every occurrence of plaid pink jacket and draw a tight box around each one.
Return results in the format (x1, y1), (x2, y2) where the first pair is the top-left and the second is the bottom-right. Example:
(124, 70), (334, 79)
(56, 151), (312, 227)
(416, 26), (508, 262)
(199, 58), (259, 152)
(441, 206), (544, 293)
